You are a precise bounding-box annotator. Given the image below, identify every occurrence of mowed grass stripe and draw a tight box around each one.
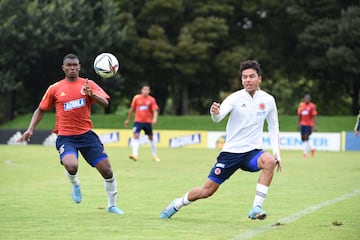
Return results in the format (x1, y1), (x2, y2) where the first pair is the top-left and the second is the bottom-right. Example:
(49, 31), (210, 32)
(1, 146), (359, 240)
(231, 189), (360, 240)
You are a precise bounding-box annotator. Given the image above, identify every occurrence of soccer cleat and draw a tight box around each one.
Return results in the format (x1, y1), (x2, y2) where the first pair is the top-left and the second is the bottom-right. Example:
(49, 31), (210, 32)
(248, 206), (267, 220)
(311, 149), (316, 157)
(160, 199), (178, 219)
(152, 155), (160, 162)
(108, 205), (125, 215)
(129, 155), (138, 161)
(72, 185), (82, 204)
(303, 153), (307, 158)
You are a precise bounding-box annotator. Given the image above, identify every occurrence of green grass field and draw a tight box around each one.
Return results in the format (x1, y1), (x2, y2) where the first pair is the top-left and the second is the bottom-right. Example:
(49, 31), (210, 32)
(1, 146), (359, 240)
(0, 113), (356, 132)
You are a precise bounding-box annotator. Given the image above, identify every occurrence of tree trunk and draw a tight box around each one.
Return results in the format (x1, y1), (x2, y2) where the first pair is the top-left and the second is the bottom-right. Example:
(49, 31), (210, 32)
(181, 83), (189, 115)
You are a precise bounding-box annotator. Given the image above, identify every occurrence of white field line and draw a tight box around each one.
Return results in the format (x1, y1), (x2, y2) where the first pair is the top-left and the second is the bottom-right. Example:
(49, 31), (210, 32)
(231, 189), (360, 240)
(4, 159), (29, 168)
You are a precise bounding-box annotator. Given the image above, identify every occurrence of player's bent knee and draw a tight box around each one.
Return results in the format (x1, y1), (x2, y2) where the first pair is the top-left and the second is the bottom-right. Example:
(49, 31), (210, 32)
(64, 164), (78, 175)
(98, 167), (113, 179)
(260, 156), (276, 170)
(265, 159), (276, 170)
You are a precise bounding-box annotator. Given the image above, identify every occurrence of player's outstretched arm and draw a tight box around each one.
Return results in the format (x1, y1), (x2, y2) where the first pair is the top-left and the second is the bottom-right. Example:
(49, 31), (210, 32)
(17, 107), (45, 142)
(152, 110), (158, 124)
(124, 107), (134, 127)
(210, 102), (224, 122)
(91, 94), (109, 107)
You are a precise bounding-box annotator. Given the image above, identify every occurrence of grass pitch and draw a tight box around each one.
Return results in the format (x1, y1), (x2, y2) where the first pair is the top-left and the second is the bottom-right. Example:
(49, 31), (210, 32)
(1, 114), (356, 132)
(1, 145), (359, 240)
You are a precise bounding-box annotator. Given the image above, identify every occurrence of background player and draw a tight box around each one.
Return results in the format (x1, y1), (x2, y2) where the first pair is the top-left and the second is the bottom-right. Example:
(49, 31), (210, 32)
(297, 94), (318, 158)
(18, 53), (124, 215)
(354, 110), (360, 137)
(124, 83), (160, 162)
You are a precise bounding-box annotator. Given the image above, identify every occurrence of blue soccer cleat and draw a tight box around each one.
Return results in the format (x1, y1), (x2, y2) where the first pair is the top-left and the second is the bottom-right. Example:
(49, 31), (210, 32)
(160, 199), (178, 219)
(248, 206), (267, 220)
(108, 206), (125, 215)
(72, 185), (82, 204)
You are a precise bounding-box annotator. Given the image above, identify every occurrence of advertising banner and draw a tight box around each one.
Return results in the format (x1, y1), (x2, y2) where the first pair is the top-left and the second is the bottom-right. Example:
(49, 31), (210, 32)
(208, 131), (341, 151)
(343, 131), (360, 151)
(0, 129), (347, 152)
(93, 129), (208, 148)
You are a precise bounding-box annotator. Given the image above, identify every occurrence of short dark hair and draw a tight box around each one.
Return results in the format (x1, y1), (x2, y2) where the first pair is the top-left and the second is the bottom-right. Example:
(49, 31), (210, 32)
(63, 53), (79, 63)
(239, 60), (261, 77)
(141, 82), (150, 88)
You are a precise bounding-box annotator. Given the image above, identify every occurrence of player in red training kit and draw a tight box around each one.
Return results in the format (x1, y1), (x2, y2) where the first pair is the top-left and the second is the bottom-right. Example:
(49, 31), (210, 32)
(18, 53), (124, 215)
(124, 83), (160, 162)
(297, 94), (318, 158)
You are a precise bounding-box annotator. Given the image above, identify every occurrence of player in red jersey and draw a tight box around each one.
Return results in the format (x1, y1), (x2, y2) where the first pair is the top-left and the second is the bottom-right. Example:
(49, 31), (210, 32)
(124, 83), (160, 162)
(297, 94), (318, 158)
(18, 53), (124, 214)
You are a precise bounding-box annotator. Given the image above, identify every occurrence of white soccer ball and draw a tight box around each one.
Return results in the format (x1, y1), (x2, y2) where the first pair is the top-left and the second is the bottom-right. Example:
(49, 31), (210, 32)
(93, 53), (119, 78)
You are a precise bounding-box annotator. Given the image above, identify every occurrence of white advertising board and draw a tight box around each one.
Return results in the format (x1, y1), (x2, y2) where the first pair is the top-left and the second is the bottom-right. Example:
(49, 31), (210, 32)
(208, 132), (341, 151)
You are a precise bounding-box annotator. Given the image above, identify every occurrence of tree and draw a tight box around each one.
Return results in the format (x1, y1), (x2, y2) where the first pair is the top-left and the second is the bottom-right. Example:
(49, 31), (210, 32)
(125, 0), (240, 114)
(326, 6), (360, 114)
(1, 0), (359, 123)
(290, 0), (360, 114)
(0, 0), (127, 123)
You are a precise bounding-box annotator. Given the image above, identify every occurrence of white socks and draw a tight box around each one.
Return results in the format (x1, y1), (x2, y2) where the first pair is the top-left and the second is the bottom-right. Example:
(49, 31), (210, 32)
(132, 138), (139, 156)
(105, 176), (118, 208)
(150, 140), (157, 155)
(66, 170), (118, 208)
(132, 138), (158, 157)
(303, 140), (313, 154)
(65, 170), (80, 186)
(253, 183), (269, 208)
(173, 185), (269, 211)
(174, 192), (191, 210)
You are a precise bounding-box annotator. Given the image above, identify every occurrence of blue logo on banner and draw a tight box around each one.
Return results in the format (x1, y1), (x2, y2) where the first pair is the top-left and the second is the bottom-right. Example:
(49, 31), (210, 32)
(169, 134), (201, 148)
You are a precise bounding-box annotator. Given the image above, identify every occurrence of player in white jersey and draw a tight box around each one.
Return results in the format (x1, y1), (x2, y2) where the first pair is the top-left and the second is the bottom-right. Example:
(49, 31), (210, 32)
(160, 60), (282, 220)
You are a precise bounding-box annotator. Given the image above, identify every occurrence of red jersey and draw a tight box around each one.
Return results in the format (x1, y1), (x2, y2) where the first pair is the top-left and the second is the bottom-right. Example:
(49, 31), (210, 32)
(130, 94), (159, 123)
(39, 77), (110, 136)
(297, 102), (317, 126)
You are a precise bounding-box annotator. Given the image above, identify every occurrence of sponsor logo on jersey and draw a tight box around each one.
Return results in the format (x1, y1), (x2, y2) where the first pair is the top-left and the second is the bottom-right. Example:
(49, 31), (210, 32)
(301, 110), (310, 115)
(80, 86), (86, 95)
(64, 98), (86, 111)
(259, 103), (265, 110)
(257, 103), (266, 116)
(139, 105), (149, 111)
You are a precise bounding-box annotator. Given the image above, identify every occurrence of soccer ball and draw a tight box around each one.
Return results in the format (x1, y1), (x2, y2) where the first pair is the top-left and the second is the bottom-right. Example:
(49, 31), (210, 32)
(93, 53), (119, 78)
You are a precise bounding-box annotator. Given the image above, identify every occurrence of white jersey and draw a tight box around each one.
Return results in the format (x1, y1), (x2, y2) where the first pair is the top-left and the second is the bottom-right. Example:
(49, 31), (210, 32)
(211, 89), (281, 160)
